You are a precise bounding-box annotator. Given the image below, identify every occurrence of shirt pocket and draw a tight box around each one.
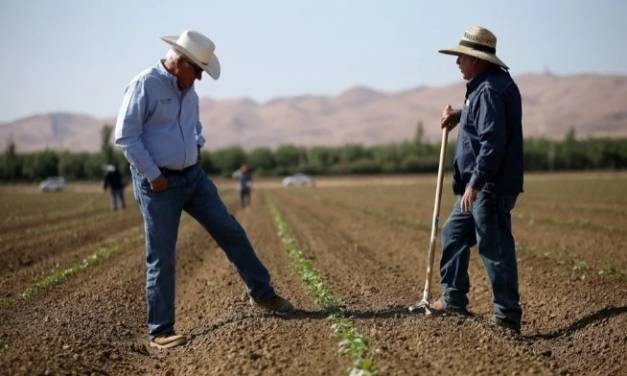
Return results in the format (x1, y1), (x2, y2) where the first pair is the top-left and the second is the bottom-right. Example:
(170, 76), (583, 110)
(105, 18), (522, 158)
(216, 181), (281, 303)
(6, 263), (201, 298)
(150, 97), (178, 123)
(460, 99), (477, 131)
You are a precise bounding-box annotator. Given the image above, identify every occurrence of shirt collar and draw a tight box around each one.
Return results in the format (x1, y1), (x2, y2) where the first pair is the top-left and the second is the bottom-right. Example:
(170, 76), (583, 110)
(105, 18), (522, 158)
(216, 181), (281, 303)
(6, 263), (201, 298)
(155, 60), (195, 95)
(156, 60), (182, 92)
(466, 66), (500, 95)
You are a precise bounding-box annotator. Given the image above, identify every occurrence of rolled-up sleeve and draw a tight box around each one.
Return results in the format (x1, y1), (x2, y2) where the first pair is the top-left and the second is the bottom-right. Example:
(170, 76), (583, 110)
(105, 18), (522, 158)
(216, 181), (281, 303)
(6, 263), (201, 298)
(469, 88), (506, 190)
(114, 79), (161, 181)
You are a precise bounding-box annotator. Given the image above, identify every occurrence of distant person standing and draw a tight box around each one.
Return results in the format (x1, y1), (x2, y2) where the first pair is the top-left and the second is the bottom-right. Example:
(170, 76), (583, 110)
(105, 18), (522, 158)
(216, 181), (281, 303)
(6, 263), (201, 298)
(114, 30), (293, 350)
(103, 164), (126, 210)
(233, 164), (253, 208)
(431, 26), (524, 334)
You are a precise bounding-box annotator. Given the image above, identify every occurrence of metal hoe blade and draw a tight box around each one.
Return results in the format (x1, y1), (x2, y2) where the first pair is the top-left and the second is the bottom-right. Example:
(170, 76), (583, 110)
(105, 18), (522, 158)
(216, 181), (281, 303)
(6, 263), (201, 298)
(408, 289), (432, 315)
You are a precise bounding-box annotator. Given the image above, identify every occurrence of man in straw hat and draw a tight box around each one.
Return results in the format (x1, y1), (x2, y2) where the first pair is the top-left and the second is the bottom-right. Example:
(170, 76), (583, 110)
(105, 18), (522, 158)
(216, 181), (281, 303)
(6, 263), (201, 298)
(115, 30), (294, 349)
(431, 26), (524, 333)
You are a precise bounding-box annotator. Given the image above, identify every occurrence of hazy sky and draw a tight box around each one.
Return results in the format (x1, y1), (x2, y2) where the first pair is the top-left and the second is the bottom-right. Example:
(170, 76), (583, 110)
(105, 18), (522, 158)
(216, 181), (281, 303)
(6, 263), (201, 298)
(0, 0), (625, 122)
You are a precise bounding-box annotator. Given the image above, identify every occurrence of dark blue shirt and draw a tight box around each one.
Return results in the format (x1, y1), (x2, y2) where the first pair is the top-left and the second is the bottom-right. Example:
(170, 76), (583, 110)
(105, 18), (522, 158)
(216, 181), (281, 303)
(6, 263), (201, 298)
(103, 170), (124, 190)
(239, 171), (253, 192)
(453, 67), (524, 195)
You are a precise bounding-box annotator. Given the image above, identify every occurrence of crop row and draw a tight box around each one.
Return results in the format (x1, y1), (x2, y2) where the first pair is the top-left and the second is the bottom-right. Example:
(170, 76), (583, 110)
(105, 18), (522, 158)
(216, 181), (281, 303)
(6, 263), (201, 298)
(297, 190), (626, 280)
(21, 232), (144, 298)
(267, 198), (378, 376)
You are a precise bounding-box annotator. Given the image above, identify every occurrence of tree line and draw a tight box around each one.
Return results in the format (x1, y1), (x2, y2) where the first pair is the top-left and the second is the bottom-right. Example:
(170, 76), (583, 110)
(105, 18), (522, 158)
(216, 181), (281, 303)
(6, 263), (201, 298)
(1, 126), (626, 182)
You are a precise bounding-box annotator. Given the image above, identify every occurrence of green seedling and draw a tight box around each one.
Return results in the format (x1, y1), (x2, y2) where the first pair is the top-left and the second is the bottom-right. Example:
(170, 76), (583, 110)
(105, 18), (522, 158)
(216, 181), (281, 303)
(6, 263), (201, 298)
(267, 199), (377, 376)
(598, 266), (626, 279)
(573, 260), (590, 272)
(21, 234), (143, 298)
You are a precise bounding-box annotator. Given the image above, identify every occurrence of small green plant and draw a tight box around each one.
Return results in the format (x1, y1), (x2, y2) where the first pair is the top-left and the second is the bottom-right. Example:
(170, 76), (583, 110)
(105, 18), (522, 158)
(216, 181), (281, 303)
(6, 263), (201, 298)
(267, 199), (377, 376)
(573, 260), (590, 272)
(598, 266), (626, 279)
(21, 234), (143, 298)
(0, 298), (16, 309)
(0, 339), (7, 350)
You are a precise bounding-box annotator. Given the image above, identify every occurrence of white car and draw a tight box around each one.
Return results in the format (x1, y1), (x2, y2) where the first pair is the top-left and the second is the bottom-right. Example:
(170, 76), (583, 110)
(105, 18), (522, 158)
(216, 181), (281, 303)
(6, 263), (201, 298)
(282, 173), (314, 187)
(39, 177), (66, 192)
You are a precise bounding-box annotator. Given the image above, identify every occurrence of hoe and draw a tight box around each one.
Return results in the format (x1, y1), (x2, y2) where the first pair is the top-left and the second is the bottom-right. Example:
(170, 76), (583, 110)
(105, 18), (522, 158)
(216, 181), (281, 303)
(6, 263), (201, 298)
(409, 127), (449, 314)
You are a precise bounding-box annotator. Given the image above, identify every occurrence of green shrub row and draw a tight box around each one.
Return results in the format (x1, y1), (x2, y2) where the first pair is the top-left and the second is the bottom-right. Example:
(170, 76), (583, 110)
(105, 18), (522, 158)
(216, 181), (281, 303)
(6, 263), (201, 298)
(2, 133), (626, 181)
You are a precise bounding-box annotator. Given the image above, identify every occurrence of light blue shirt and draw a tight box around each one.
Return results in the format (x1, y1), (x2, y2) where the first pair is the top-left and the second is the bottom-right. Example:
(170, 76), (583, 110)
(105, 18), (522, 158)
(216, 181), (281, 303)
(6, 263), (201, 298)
(115, 61), (206, 181)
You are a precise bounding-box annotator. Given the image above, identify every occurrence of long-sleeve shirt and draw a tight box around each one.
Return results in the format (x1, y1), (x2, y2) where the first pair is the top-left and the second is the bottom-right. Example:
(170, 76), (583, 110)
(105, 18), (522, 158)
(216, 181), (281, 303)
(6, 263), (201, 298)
(114, 61), (206, 181)
(453, 67), (523, 195)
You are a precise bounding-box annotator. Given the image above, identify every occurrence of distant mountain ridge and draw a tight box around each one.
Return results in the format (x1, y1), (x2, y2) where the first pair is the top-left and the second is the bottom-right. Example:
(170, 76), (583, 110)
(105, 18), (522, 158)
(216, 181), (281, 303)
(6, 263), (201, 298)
(2, 73), (627, 152)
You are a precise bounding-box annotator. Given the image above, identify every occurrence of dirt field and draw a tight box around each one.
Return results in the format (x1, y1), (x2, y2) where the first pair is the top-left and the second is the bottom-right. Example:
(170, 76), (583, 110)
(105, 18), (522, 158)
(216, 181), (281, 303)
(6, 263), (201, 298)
(1, 172), (626, 375)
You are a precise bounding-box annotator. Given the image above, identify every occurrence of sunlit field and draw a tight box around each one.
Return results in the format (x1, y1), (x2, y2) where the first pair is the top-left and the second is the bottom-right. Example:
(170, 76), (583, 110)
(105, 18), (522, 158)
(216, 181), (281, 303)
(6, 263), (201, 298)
(1, 172), (625, 375)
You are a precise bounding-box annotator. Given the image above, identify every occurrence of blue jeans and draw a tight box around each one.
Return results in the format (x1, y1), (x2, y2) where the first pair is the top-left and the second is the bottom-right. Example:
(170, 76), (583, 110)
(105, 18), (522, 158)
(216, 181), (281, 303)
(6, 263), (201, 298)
(440, 192), (522, 324)
(131, 165), (276, 337)
(109, 188), (126, 210)
(240, 188), (251, 208)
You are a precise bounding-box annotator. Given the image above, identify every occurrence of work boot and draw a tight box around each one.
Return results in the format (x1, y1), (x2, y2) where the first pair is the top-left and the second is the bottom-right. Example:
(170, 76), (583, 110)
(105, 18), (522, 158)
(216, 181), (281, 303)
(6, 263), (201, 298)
(429, 297), (470, 316)
(250, 294), (294, 313)
(149, 332), (187, 349)
(494, 317), (521, 334)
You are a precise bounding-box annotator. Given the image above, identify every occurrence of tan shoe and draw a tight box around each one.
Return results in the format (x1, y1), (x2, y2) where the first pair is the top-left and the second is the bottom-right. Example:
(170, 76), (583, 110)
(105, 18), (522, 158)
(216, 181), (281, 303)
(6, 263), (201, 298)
(430, 297), (470, 316)
(149, 333), (187, 349)
(250, 294), (295, 313)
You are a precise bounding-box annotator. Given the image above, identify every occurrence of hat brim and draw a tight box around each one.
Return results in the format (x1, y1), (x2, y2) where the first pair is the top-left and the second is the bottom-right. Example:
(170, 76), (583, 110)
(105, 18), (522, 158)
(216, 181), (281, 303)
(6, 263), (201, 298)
(438, 45), (508, 70)
(161, 35), (221, 80)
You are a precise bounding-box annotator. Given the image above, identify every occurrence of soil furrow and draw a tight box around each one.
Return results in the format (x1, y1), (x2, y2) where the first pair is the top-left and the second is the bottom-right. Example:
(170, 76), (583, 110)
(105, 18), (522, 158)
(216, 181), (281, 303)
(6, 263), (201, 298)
(143, 192), (346, 375)
(1, 175), (625, 375)
(272, 186), (626, 375)
(270, 189), (557, 375)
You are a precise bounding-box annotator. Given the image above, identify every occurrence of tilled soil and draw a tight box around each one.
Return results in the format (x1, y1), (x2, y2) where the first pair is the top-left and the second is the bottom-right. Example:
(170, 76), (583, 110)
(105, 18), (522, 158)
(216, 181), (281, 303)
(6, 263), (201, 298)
(0, 189), (342, 375)
(1, 175), (626, 375)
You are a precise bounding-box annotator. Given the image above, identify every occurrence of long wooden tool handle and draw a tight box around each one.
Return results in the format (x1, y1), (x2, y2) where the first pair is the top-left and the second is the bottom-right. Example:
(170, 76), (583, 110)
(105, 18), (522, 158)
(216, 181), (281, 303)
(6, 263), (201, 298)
(422, 128), (449, 296)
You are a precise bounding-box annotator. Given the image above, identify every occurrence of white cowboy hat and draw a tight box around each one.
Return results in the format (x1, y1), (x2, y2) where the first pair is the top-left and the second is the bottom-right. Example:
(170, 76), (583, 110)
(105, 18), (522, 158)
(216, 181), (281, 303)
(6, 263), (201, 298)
(161, 30), (221, 80)
(438, 25), (508, 70)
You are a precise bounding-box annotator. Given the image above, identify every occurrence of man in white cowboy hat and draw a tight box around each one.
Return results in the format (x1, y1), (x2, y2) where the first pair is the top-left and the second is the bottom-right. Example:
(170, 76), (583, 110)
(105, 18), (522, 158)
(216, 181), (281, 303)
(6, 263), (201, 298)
(430, 26), (524, 333)
(115, 30), (294, 349)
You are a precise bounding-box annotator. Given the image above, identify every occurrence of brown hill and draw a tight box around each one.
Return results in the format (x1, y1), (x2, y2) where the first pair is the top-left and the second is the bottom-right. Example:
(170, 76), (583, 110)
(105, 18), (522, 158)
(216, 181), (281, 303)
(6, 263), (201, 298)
(0, 113), (115, 153)
(2, 73), (626, 152)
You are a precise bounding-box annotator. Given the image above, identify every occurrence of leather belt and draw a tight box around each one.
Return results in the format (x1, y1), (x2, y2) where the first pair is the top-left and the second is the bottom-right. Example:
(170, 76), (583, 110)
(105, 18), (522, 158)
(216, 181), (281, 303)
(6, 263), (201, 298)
(159, 164), (197, 175)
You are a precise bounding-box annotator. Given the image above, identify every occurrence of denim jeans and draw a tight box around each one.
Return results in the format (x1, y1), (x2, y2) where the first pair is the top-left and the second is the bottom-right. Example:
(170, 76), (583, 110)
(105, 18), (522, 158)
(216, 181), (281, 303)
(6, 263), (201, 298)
(131, 165), (276, 336)
(440, 192), (522, 324)
(109, 188), (126, 210)
(240, 188), (251, 208)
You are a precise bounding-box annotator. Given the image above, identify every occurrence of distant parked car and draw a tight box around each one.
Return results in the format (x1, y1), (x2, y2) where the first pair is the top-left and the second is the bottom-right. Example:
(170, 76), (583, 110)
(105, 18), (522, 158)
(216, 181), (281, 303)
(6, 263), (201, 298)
(282, 173), (314, 187)
(39, 177), (65, 192)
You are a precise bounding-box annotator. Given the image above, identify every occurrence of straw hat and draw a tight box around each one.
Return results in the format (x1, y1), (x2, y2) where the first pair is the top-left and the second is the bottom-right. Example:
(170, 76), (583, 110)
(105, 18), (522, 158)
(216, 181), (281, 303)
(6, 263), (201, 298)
(161, 30), (221, 80)
(438, 26), (508, 70)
